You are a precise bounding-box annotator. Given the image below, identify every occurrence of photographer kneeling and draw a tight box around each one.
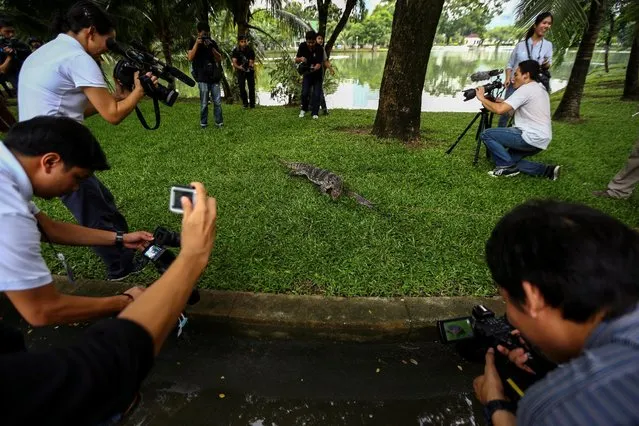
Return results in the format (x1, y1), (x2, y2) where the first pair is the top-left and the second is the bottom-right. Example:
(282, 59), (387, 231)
(473, 200), (639, 426)
(477, 60), (559, 180)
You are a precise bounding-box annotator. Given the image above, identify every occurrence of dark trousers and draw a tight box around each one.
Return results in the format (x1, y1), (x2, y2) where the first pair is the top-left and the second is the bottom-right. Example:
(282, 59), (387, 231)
(237, 71), (255, 107)
(301, 74), (322, 116)
(60, 176), (133, 276)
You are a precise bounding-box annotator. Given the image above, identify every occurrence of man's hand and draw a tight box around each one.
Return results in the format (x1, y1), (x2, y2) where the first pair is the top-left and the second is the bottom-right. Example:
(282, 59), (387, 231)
(504, 79), (511, 89)
(473, 348), (506, 404)
(123, 231), (154, 250)
(475, 86), (486, 101)
(132, 71), (159, 97)
(497, 330), (536, 375)
(123, 286), (145, 302)
(300, 57), (307, 63)
(312, 64), (321, 71)
(180, 182), (217, 261)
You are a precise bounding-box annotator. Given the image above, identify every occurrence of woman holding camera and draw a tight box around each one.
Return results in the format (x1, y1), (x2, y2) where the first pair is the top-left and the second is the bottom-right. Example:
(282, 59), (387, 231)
(17, 0), (156, 281)
(498, 12), (553, 127)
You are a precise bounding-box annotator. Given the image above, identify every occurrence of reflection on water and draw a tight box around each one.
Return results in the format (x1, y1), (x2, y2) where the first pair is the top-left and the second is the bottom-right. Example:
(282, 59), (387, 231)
(135, 47), (630, 112)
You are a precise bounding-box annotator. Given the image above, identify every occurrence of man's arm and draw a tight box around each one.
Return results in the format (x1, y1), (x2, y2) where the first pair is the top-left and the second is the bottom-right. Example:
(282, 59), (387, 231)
(473, 348), (517, 426)
(0, 54), (12, 74)
(187, 38), (200, 62)
(5, 283), (131, 326)
(476, 87), (512, 115)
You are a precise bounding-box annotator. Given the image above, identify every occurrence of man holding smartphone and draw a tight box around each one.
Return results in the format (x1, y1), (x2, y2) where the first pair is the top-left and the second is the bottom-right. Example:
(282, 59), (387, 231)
(0, 116), (152, 327)
(473, 200), (639, 425)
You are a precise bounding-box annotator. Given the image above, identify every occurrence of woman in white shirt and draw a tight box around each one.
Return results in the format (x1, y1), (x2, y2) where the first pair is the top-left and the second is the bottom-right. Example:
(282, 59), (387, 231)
(498, 12), (553, 127)
(17, 0), (156, 281)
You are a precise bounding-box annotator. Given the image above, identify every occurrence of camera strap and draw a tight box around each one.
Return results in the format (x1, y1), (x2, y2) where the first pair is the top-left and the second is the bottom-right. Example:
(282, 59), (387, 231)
(134, 97), (161, 130)
(37, 223), (75, 284)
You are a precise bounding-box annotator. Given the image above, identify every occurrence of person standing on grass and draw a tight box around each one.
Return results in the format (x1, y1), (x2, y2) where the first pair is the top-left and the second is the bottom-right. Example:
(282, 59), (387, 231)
(593, 134), (639, 199)
(316, 32), (335, 116)
(498, 12), (553, 128)
(232, 34), (256, 109)
(17, 0), (157, 281)
(295, 30), (324, 120)
(188, 21), (224, 129)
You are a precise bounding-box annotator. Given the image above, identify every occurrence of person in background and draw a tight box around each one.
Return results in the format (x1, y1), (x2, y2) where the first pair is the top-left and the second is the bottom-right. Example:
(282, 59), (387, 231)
(295, 30), (324, 120)
(498, 12), (553, 128)
(315, 32), (335, 116)
(231, 34), (256, 109)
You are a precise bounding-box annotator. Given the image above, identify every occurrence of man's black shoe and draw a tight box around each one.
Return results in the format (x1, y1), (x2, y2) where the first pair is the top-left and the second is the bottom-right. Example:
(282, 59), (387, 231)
(322, 109), (329, 116)
(488, 166), (520, 178)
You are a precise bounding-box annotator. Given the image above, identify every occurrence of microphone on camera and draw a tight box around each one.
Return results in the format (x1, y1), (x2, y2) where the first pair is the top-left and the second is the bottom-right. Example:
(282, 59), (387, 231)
(470, 69), (503, 82)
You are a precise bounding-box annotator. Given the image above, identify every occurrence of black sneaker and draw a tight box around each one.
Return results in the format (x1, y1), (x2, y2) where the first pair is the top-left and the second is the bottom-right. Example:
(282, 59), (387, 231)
(488, 166), (520, 178)
(322, 109), (329, 116)
(547, 165), (561, 181)
(107, 257), (147, 282)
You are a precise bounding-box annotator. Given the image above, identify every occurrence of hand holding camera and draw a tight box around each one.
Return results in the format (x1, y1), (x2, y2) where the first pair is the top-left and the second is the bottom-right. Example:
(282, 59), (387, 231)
(496, 330), (536, 375)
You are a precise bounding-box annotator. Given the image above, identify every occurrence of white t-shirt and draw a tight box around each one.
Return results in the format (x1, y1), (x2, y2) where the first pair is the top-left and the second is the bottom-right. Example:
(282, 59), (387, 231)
(0, 142), (52, 291)
(18, 33), (108, 123)
(504, 82), (552, 150)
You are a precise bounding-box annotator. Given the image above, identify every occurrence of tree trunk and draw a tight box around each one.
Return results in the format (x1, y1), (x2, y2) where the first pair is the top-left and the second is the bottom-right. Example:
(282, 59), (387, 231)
(604, 10), (614, 73)
(622, 22), (639, 101)
(236, 0), (251, 38)
(553, 0), (607, 121)
(317, 0), (329, 38)
(198, 0), (209, 23)
(372, 0), (445, 142)
(325, 0), (357, 57)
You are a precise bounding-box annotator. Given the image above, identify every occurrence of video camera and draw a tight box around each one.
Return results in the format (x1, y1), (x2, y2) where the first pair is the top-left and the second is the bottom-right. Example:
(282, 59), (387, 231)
(0, 37), (30, 62)
(107, 38), (196, 130)
(438, 305), (556, 402)
(462, 68), (504, 102)
(142, 226), (200, 306)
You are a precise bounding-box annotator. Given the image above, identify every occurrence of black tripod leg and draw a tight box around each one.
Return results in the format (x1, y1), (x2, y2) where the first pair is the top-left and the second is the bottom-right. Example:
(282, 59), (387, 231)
(473, 113), (487, 165)
(446, 112), (482, 155)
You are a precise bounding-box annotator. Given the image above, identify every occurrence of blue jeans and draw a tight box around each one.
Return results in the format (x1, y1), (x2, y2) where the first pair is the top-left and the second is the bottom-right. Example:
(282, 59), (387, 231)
(198, 82), (223, 126)
(480, 127), (548, 177)
(497, 85), (516, 128)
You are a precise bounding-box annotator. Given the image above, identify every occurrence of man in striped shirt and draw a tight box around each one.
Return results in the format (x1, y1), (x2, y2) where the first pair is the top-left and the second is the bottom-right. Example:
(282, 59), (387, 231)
(473, 200), (639, 425)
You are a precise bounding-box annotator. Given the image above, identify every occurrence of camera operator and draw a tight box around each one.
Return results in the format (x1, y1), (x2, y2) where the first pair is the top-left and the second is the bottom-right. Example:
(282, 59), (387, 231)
(0, 18), (30, 96)
(473, 200), (639, 426)
(0, 161), (218, 426)
(188, 22), (224, 129)
(296, 30), (324, 120)
(18, 1), (158, 281)
(498, 12), (553, 127)
(0, 116), (153, 327)
(232, 34), (256, 109)
(477, 60), (559, 180)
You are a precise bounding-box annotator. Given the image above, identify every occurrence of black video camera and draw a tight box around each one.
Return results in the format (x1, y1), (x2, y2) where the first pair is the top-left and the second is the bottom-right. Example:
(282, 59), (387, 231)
(438, 305), (556, 402)
(462, 80), (503, 102)
(107, 38), (196, 129)
(200, 35), (215, 47)
(0, 37), (30, 62)
(141, 226), (200, 305)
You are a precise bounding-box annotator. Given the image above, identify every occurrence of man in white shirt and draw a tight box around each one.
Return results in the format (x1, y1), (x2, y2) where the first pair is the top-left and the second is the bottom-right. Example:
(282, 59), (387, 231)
(477, 60), (559, 179)
(0, 116), (152, 326)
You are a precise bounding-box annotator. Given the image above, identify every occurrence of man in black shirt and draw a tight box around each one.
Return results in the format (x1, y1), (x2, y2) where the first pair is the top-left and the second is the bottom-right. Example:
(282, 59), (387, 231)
(296, 30), (324, 119)
(187, 22), (224, 129)
(232, 34), (256, 109)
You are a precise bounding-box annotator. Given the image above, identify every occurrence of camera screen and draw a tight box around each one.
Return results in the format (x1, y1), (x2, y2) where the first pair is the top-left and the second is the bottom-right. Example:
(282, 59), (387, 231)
(172, 189), (194, 209)
(144, 244), (164, 261)
(441, 318), (474, 342)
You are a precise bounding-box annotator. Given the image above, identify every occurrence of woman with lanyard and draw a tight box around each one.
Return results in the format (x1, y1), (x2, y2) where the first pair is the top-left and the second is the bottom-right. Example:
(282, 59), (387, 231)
(498, 12), (553, 127)
(17, 0), (157, 281)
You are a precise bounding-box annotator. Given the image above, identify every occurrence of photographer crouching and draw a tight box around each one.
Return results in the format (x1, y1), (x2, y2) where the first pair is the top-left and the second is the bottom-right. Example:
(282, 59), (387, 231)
(473, 200), (639, 426)
(477, 60), (559, 180)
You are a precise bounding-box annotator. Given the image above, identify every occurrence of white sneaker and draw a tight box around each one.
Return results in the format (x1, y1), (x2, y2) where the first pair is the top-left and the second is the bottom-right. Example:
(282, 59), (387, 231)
(299, 111), (305, 118)
(312, 115), (319, 120)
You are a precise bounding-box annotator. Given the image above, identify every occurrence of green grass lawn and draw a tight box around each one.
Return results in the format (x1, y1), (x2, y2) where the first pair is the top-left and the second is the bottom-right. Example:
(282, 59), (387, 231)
(39, 67), (639, 297)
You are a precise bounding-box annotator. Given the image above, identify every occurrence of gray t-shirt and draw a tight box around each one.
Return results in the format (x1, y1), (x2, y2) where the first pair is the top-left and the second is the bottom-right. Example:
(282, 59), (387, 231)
(0, 142), (51, 291)
(504, 82), (552, 150)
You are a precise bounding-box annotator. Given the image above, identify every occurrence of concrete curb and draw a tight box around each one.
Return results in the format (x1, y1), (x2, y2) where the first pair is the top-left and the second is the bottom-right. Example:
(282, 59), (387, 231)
(48, 276), (505, 342)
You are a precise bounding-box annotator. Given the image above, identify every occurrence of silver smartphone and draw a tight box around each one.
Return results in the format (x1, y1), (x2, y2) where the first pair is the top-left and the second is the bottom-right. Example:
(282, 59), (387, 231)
(169, 185), (196, 214)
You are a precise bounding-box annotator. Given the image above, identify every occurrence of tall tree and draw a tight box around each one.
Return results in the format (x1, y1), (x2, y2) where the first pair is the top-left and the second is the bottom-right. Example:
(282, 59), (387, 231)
(372, 0), (445, 142)
(623, 21), (639, 100)
(553, 0), (608, 121)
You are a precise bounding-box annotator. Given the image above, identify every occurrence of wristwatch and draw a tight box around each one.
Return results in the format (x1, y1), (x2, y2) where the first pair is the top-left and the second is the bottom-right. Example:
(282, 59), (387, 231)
(483, 400), (515, 425)
(115, 231), (124, 249)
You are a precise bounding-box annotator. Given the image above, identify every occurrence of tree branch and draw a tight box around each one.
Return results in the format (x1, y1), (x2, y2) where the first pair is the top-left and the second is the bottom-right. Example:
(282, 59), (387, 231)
(325, 0), (358, 56)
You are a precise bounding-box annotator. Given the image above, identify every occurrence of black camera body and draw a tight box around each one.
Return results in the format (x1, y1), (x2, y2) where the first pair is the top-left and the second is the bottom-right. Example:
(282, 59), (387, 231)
(0, 37), (30, 62)
(114, 59), (178, 107)
(142, 226), (200, 305)
(462, 79), (503, 102)
(200, 36), (214, 47)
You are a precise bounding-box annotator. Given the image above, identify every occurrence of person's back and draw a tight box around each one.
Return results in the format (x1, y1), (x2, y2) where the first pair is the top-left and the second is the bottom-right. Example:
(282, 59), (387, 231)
(507, 81), (552, 150)
(18, 34), (106, 122)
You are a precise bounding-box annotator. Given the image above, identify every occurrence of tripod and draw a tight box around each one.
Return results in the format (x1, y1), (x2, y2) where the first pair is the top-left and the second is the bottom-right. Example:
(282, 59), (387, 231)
(446, 107), (495, 165)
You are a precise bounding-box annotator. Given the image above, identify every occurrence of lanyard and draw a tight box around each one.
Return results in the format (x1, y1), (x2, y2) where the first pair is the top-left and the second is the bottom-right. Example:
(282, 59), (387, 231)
(525, 38), (544, 63)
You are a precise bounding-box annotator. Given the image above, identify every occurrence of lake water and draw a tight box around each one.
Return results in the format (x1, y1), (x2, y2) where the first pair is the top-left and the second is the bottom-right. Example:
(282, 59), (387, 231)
(169, 46), (630, 112)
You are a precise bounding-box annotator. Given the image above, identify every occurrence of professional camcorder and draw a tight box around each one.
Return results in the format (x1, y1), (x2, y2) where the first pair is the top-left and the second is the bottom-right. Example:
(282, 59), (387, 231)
(461, 68), (504, 102)
(107, 38), (196, 129)
(438, 305), (556, 402)
(142, 226), (200, 306)
(0, 37), (30, 61)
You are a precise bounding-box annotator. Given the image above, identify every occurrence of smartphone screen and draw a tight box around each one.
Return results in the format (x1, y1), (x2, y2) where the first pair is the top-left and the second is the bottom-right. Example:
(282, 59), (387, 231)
(172, 188), (194, 209)
(143, 244), (165, 261)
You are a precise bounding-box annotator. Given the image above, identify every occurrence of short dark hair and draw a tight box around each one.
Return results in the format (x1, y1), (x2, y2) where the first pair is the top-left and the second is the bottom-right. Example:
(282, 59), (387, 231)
(305, 30), (317, 41)
(518, 59), (540, 82)
(196, 22), (210, 33)
(486, 200), (639, 322)
(238, 34), (248, 41)
(316, 32), (325, 38)
(4, 116), (110, 171)
(0, 18), (14, 29)
(52, 1), (115, 36)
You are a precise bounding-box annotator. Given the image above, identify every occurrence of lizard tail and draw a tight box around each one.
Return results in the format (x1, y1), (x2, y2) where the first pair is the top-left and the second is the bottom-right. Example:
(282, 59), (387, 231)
(347, 191), (375, 209)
